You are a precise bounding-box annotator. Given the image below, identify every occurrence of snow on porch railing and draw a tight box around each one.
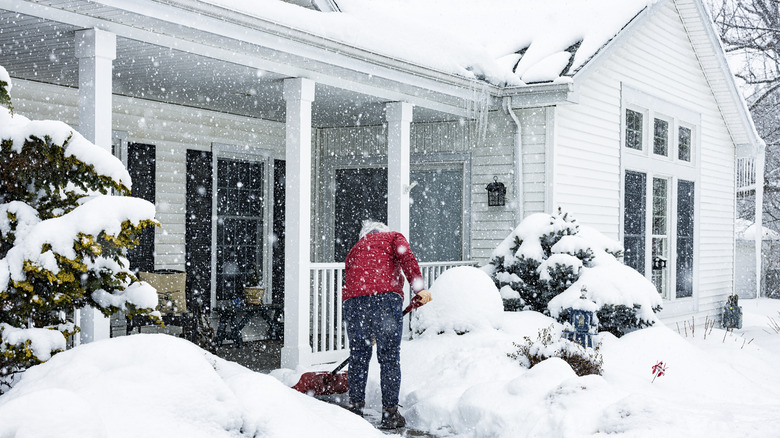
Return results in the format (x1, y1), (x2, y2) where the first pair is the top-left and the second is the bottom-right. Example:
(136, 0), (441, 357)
(308, 260), (478, 363)
(418, 260), (479, 289)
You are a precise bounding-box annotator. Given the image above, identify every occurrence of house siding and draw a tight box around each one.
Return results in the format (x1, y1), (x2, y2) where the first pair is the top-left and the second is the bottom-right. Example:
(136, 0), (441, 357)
(554, 0), (736, 324)
(315, 110), (547, 265)
(471, 108), (549, 263)
(11, 78), (286, 272)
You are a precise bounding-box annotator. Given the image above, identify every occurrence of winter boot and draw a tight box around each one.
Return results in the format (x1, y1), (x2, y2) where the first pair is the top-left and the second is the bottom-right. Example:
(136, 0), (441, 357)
(380, 405), (406, 429)
(345, 401), (364, 417)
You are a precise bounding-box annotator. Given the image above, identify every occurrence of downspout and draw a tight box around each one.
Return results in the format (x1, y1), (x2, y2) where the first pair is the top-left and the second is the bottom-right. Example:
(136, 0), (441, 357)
(503, 97), (524, 224)
(755, 143), (766, 298)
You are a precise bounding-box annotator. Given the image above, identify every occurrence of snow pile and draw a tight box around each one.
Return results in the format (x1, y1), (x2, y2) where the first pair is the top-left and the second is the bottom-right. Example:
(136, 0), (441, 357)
(207, 0), (653, 85)
(486, 211), (661, 331)
(411, 266), (504, 335)
(0, 335), (385, 438)
(736, 218), (780, 240)
(547, 228), (662, 324)
(3, 299), (780, 436)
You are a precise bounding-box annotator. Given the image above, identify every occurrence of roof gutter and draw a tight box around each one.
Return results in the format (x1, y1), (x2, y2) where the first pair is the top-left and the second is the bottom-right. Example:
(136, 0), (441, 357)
(499, 82), (576, 108)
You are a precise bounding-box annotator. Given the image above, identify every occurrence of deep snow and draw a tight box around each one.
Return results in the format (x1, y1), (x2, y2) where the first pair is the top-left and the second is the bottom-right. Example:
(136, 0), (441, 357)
(2, 294), (780, 437)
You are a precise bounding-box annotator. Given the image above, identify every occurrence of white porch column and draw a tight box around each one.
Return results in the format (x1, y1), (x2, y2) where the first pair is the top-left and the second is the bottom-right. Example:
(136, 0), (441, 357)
(386, 102), (413, 237)
(281, 78), (315, 368)
(75, 28), (115, 345)
(755, 144), (766, 298)
(76, 28), (115, 152)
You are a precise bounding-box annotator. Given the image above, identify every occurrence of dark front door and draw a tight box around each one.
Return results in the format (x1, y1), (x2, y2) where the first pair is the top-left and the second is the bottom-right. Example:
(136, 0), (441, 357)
(334, 168), (387, 261)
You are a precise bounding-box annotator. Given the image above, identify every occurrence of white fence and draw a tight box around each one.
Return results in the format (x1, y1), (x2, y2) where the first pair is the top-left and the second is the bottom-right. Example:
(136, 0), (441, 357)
(308, 260), (478, 364)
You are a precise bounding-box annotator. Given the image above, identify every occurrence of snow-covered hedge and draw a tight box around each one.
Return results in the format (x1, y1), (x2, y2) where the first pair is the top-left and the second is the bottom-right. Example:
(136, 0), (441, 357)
(410, 266), (504, 335)
(484, 209), (661, 336)
(0, 66), (159, 391)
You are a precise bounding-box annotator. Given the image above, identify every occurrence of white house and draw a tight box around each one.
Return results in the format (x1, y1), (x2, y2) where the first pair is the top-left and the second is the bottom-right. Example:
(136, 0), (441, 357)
(0, 0), (763, 368)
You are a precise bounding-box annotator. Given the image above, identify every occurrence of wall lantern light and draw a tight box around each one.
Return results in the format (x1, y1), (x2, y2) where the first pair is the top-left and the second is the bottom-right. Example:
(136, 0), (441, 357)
(486, 176), (506, 207)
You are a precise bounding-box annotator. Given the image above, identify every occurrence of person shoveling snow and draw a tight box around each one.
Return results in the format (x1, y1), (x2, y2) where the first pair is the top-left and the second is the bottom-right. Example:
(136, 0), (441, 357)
(339, 220), (431, 429)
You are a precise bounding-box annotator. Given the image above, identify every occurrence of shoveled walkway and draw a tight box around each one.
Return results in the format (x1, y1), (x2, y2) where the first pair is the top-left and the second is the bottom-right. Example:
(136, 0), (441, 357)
(214, 339), (283, 373)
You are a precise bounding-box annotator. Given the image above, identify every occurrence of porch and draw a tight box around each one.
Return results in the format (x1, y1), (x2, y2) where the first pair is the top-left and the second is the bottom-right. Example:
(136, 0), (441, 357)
(0, 2), (519, 369)
(121, 260), (477, 370)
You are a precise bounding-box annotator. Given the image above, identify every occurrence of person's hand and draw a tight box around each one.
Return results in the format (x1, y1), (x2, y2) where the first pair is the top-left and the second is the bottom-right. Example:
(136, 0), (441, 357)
(417, 289), (432, 304)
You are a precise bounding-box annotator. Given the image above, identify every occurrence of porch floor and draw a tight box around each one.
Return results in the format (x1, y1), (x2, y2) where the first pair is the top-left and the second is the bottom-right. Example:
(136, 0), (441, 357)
(214, 339), (283, 373)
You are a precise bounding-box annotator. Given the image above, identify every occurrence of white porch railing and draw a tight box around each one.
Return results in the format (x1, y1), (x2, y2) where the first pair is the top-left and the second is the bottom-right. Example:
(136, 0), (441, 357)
(308, 260), (478, 364)
(737, 157), (757, 197)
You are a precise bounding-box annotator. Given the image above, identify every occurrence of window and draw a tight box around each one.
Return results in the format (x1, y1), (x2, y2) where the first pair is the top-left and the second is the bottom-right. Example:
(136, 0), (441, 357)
(676, 180), (695, 298)
(624, 172), (694, 300)
(652, 177), (670, 297)
(653, 118), (669, 157)
(331, 163), (465, 263)
(216, 159), (264, 301)
(626, 109), (643, 151)
(678, 126), (692, 162)
(622, 86), (698, 302)
(624, 171), (646, 275)
(410, 166), (464, 262)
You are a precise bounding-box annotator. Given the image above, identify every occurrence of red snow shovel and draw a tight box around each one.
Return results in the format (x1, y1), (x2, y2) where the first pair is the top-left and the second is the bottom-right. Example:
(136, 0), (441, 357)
(292, 294), (426, 396)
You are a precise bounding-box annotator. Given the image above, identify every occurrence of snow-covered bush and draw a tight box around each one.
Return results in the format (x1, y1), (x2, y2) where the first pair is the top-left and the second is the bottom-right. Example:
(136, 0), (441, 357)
(410, 266), (503, 336)
(485, 209), (661, 337)
(0, 66), (159, 390)
(508, 325), (603, 376)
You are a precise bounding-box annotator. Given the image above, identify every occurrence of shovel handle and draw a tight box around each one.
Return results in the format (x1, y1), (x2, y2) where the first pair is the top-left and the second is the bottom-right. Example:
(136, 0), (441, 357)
(330, 293), (426, 375)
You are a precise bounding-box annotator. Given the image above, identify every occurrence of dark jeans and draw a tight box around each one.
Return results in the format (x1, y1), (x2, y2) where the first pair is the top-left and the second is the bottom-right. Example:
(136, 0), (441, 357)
(343, 292), (403, 407)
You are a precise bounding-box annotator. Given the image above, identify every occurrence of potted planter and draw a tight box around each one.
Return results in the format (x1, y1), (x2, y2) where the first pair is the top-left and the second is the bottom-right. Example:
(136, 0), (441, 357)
(244, 267), (264, 305)
(244, 285), (265, 305)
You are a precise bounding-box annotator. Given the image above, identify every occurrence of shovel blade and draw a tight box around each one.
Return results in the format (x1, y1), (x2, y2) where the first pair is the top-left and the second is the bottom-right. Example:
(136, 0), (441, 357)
(292, 370), (349, 396)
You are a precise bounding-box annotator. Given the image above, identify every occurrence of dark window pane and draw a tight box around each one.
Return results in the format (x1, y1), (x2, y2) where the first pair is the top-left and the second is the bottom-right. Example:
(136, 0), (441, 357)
(679, 126), (692, 162)
(410, 167), (464, 262)
(127, 143), (156, 274)
(216, 158), (264, 300)
(654, 118), (668, 156)
(676, 180), (695, 298)
(652, 178), (668, 235)
(334, 168), (388, 262)
(624, 171), (646, 274)
(626, 109), (643, 151)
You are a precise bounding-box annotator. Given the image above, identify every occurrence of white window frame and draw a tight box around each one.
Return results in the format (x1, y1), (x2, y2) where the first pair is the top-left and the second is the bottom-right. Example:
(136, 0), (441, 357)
(620, 85), (701, 312)
(210, 143), (274, 309)
(319, 152), (472, 263)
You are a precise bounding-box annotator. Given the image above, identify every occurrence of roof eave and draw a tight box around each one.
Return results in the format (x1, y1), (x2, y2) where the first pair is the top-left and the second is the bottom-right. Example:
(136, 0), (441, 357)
(500, 82), (577, 108)
(684, 0), (765, 154)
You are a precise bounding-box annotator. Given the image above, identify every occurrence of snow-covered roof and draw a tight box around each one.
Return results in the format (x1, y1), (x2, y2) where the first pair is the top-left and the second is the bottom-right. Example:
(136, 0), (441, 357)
(206, 0), (652, 86)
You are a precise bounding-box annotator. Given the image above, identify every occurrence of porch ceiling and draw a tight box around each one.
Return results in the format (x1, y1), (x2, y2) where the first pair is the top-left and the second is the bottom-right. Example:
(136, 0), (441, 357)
(0, 8), (465, 127)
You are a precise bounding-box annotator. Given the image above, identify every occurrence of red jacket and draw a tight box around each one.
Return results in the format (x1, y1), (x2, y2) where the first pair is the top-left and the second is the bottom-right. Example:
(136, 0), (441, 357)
(342, 231), (424, 301)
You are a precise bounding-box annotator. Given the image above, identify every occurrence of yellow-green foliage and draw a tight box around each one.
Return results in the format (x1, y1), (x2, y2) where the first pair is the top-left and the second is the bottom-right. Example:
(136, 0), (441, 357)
(0, 74), (158, 385)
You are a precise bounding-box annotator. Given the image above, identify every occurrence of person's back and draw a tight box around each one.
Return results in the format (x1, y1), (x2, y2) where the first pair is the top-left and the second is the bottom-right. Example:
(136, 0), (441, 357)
(343, 231), (422, 300)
